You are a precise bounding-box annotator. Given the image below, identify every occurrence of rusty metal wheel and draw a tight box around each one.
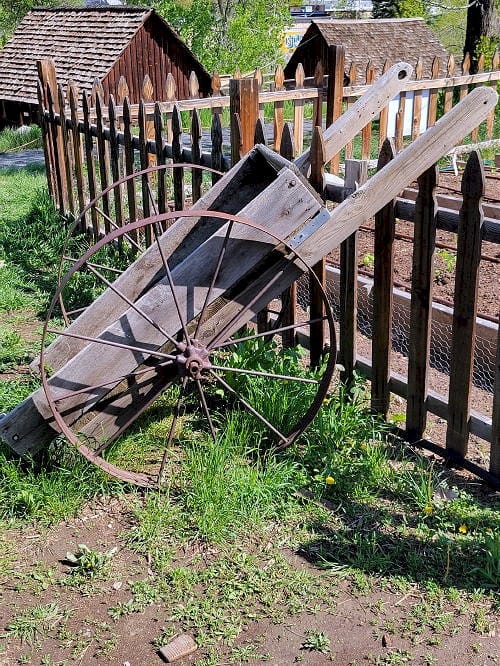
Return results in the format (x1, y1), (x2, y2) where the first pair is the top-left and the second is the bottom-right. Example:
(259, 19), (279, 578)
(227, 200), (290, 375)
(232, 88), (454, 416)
(41, 211), (336, 488)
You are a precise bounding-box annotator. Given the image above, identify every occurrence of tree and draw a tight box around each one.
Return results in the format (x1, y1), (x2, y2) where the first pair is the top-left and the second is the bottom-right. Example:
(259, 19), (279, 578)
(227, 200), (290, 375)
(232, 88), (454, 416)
(464, 0), (499, 71)
(150, 0), (291, 73)
(0, 0), (60, 45)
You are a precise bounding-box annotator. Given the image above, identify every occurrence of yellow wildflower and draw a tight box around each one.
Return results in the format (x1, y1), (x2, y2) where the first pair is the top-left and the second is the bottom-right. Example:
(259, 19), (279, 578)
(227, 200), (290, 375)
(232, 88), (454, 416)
(325, 476), (335, 485)
(423, 504), (433, 515)
(458, 524), (468, 534)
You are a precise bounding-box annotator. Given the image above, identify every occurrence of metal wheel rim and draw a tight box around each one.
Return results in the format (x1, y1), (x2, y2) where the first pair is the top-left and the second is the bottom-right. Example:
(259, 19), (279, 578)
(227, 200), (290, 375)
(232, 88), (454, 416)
(41, 210), (336, 488)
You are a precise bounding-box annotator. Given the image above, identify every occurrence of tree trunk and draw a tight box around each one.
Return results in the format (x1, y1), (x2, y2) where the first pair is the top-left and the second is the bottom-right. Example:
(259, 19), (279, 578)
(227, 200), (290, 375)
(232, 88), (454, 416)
(464, 0), (496, 73)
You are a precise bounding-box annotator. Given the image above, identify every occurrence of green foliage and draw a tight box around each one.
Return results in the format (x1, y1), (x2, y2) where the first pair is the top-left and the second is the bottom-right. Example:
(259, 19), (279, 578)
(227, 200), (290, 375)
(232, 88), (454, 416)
(150, 0), (291, 72)
(0, 126), (42, 153)
(64, 544), (117, 580)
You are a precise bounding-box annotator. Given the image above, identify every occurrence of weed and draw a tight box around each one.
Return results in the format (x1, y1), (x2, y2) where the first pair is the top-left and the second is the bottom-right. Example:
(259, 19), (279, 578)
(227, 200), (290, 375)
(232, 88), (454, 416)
(5, 603), (70, 645)
(436, 248), (456, 273)
(361, 252), (375, 269)
(65, 543), (117, 580)
(301, 629), (331, 653)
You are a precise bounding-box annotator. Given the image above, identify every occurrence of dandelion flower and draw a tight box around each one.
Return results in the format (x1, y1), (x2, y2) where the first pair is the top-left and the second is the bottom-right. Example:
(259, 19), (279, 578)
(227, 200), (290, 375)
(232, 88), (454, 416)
(325, 476), (335, 485)
(458, 524), (468, 534)
(423, 504), (433, 515)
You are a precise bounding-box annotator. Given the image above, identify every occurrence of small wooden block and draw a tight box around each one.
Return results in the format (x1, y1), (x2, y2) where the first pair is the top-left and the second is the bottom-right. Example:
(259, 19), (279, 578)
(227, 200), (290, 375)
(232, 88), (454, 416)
(159, 634), (197, 663)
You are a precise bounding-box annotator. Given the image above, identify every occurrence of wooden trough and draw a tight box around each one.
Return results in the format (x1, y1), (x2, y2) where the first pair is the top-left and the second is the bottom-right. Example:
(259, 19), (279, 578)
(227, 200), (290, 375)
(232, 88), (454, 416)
(0, 62), (497, 487)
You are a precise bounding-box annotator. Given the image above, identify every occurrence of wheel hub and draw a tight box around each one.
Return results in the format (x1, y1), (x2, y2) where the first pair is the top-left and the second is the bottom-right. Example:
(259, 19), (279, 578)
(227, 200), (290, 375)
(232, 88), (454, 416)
(175, 341), (212, 380)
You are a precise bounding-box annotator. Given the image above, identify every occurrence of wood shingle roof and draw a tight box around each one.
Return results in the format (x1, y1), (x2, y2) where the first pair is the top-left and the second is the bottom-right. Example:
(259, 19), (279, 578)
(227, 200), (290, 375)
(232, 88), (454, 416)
(0, 7), (203, 104)
(288, 18), (449, 79)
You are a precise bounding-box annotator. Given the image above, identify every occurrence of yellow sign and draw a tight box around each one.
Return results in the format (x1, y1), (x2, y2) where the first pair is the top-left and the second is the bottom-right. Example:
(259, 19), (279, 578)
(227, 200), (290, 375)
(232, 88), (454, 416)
(282, 28), (306, 54)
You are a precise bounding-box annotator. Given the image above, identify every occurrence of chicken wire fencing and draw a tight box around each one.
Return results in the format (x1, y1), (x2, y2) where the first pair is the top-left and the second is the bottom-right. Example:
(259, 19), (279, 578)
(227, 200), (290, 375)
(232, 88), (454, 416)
(295, 266), (496, 427)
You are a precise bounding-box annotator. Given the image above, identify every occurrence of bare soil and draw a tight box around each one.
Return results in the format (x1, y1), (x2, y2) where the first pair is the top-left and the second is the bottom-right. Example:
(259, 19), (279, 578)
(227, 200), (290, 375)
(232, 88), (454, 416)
(1, 498), (498, 666)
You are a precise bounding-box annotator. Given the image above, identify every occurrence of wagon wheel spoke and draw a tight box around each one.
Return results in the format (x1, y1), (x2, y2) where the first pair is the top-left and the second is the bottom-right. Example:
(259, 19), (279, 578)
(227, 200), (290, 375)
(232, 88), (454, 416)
(158, 376), (188, 484)
(47, 327), (176, 361)
(151, 224), (192, 344)
(209, 370), (288, 444)
(84, 263), (184, 350)
(94, 206), (144, 253)
(194, 221), (234, 340)
(206, 267), (286, 350)
(63, 256), (124, 276)
(53, 360), (174, 403)
(195, 378), (217, 440)
(211, 316), (329, 350)
(209, 364), (320, 384)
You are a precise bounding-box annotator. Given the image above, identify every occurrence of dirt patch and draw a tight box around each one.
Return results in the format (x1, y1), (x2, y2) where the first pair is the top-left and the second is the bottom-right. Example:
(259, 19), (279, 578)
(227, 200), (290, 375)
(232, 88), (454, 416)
(1, 498), (498, 666)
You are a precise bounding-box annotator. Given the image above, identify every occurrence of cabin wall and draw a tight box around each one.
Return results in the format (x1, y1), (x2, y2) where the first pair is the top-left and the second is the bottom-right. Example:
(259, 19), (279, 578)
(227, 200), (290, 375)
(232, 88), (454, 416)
(101, 18), (211, 103)
(0, 100), (38, 129)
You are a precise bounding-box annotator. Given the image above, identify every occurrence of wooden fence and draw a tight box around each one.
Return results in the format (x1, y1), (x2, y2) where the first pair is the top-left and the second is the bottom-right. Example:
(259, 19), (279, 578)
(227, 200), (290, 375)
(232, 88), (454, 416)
(38, 50), (500, 221)
(36, 56), (500, 486)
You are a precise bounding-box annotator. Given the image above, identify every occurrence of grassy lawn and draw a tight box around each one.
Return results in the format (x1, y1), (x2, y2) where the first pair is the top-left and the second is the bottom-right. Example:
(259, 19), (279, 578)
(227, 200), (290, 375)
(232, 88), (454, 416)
(0, 160), (498, 665)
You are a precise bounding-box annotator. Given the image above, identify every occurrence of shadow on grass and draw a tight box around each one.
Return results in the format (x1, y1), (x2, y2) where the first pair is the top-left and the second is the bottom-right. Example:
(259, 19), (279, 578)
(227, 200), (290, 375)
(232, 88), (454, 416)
(296, 484), (499, 591)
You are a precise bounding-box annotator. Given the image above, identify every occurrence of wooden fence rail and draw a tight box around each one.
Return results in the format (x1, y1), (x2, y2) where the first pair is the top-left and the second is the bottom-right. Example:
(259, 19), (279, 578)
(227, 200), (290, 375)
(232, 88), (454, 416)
(37, 57), (500, 486)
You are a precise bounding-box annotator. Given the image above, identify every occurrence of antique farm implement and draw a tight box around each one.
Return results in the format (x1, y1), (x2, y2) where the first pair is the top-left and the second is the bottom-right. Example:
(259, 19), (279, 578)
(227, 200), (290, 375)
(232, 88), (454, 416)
(0, 63), (497, 487)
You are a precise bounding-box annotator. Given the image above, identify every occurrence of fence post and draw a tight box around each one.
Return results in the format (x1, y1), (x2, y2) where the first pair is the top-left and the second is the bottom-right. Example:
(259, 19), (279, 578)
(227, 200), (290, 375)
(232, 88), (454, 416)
(406, 163), (439, 442)
(371, 139), (396, 417)
(309, 125), (326, 368)
(339, 159), (368, 385)
(37, 58), (67, 212)
(229, 77), (259, 165)
(280, 123), (297, 348)
(446, 151), (484, 457)
(326, 45), (345, 175)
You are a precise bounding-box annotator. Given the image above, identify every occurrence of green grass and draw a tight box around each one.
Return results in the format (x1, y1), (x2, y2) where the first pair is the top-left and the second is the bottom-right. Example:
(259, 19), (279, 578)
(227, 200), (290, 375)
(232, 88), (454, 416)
(0, 126), (42, 154)
(0, 164), (499, 662)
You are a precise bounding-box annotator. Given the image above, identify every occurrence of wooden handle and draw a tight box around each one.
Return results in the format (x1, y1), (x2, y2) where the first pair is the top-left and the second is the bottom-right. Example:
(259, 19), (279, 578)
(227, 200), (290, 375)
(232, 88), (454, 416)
(295, 61), (413, 174)
(297, 86), (498, 264)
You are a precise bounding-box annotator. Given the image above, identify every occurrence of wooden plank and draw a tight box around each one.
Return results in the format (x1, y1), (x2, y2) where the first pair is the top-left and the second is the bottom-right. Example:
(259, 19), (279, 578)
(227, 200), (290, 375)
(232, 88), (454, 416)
(108, 96), (123, 231)
(172, 105), (184, 211)
(191, 109), (202, 203)
(273, 65), (285, 153)
(344, 62), (357, 159)
(491, 323), (500, 475)
(95, 92), (111, 231)
(443, 55), (455, 116)
(427, 57), (441, 128)
(57, 84), (75, 216)
(82, 91), (99, 239)
(312, 61), (324, 129)
(471, 55), (484, 143)
(325, 45), (345, 175)
(142, 75), (156, 168)
(459, 54), (471, 101)
(293, 64), (305, 157)
(165, 73), (176, 144)
(46, 82), (65, 213)
(296, 62), (412, 174)
(446, 152), (484, 456)
(211, 111), (224, 185)
(229, 77), (259, 164)
(411, 58), (424, 141)
(139, 99), (152, 247)
(36, 78), (55, 200)
(395, 91), (406, 152)
(279, 123), (296, 346)
(378, 60), (391, 150)
(123, 98), (137, 226)
(486, 51), (499, 139)
(309, 125), (326, 368)
(68, 84), (86, 230)
(154, 102), (167, 215)
(371, 139), (396, 417)
(406, 164), (439, 441)
(340, 159), (368, 384)
(361, 62), (375, 159)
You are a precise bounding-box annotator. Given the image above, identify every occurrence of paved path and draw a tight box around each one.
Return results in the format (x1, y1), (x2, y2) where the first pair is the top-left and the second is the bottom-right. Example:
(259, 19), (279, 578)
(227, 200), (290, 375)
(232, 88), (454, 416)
(0, 149), (45, 169)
